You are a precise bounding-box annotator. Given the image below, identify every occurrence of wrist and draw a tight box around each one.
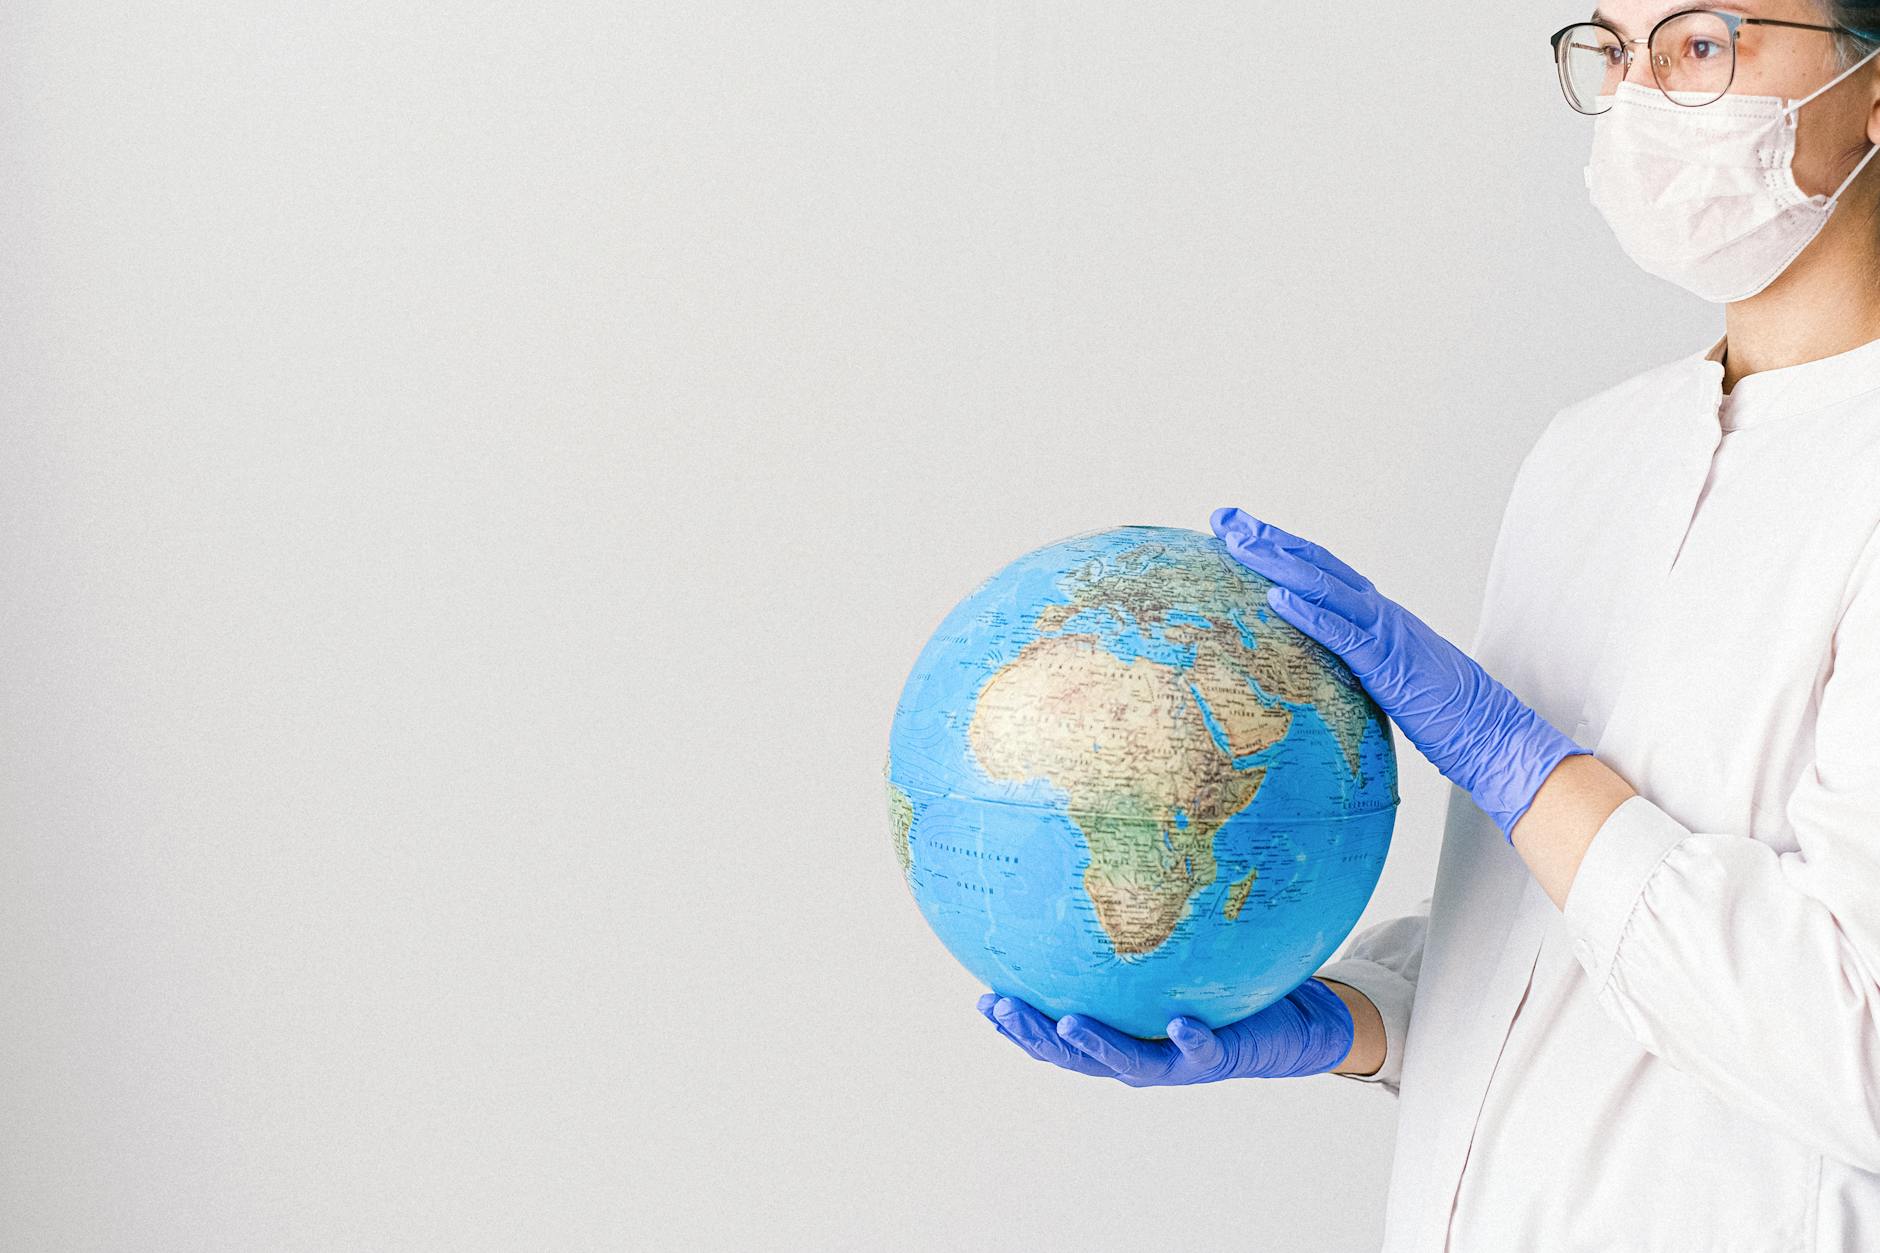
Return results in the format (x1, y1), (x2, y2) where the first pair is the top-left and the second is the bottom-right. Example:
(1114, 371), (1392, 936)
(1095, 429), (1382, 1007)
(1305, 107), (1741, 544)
(1491, 720), (1594, 843)
(1265, 977), (1358, 1078)
(1454, 699), (1591, 842)
(1316, 978), (1385, 1077)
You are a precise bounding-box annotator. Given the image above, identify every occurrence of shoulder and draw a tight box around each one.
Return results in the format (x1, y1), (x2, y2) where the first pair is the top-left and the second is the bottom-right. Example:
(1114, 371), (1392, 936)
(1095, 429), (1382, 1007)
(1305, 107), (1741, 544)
(1511, 350), (1712, 501)
(1532, 352), (1708, 466)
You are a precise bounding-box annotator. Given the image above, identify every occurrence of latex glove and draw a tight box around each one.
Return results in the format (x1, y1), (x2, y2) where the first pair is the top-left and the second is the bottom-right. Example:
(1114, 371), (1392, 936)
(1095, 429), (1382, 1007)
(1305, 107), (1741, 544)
(1210, 505), (1590, 842)
(974, 978), (1355, 1086)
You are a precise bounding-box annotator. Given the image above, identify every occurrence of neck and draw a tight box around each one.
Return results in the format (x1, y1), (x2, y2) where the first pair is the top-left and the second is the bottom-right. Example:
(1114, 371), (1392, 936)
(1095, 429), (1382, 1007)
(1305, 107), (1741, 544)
(1721, 191), (1880, 391)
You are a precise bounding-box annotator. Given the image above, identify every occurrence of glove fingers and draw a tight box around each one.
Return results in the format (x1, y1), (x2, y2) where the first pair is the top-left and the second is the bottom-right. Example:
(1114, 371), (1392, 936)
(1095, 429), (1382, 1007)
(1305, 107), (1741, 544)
(977, 993), (1031, 1051)
(1267, 588), (1371, 664)
(979, 994), (1045, 1057)
(1167, 1016), (1228, 1069)
(1056, 1013), (1156, 1075)
(1213, 506), (1376, 593)
(1234, 511), (1376, 595)
(1292, 542), (1373, 596)
(1223, 532), (1375, 625)
(991, 996), (1108, 1074)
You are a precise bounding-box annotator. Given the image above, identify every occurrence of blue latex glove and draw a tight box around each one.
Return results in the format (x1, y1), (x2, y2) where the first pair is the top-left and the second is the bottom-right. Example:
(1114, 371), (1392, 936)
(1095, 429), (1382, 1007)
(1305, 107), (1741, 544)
(1209, 505), (1591, 842)
(974, 978), (1355, 1085)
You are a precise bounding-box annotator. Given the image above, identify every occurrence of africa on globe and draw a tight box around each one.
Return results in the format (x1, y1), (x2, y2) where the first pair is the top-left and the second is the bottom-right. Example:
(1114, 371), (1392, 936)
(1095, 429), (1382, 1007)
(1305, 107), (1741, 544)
(885, 524), (1398, 1039)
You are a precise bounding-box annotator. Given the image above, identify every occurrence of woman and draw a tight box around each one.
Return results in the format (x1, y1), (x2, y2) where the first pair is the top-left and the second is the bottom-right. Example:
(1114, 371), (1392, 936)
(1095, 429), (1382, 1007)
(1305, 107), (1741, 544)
(977, 3), (1880, 1248)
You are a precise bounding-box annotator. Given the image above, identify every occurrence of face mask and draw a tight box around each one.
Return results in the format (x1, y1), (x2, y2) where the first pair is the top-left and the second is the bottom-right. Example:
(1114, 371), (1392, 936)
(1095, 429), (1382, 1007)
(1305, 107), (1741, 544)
(1582, 46), (1880, 303)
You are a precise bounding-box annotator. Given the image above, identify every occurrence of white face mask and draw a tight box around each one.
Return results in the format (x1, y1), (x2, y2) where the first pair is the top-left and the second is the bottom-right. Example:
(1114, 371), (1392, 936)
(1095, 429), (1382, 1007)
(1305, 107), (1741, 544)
(1583, 46), (1880, 303)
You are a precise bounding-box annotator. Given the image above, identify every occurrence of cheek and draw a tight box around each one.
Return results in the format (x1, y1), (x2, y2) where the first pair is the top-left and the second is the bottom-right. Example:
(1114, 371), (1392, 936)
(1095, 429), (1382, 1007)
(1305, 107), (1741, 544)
(1791, 99), (1874, 198)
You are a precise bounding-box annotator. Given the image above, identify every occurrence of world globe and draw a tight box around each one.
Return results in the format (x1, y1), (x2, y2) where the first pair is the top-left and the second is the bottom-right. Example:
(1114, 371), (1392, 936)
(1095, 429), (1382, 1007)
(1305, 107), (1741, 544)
(885, 524), (1399, 1039)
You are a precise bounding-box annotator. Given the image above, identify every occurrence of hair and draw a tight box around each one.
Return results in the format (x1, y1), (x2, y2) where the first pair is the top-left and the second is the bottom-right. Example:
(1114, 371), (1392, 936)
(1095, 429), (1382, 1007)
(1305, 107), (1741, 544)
(1826, 2), (1880, 66)
(1825, 2), (1880, 239)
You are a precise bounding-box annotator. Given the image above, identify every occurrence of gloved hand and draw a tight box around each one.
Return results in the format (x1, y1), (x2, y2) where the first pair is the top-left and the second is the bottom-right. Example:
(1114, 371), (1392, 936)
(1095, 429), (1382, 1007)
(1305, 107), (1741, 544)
(1210, 505), (1590, 842)
(975, 977), (1355, 1085)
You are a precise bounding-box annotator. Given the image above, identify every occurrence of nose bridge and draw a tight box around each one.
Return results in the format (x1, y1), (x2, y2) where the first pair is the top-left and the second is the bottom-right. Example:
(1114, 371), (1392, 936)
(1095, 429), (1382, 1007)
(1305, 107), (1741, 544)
(1620, 36), (1656, 88)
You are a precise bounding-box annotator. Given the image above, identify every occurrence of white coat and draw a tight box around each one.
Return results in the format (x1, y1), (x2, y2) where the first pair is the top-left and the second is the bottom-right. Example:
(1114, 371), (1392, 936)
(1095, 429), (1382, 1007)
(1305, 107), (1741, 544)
(1313, 331), (1880, 1252)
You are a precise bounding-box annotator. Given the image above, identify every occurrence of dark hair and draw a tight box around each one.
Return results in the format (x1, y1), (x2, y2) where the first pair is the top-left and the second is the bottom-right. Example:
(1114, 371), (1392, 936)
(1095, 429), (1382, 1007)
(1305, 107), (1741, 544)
(1826, 2), (1880, 65)
(1826, 2), (1880, 233)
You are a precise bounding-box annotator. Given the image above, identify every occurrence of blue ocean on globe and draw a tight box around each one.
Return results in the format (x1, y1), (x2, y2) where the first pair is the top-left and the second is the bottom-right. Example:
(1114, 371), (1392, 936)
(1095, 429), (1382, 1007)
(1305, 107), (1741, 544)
(885, 524), (1399, 1038)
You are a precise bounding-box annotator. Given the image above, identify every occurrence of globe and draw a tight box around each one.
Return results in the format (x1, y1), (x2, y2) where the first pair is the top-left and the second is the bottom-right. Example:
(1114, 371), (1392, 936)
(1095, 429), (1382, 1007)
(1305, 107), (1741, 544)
(885, 524), (1399, 1039)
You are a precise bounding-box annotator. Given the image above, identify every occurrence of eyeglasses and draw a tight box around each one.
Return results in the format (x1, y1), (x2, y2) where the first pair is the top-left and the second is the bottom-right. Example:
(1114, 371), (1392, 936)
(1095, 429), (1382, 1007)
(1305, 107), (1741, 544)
(1548, 8), (1860, 114)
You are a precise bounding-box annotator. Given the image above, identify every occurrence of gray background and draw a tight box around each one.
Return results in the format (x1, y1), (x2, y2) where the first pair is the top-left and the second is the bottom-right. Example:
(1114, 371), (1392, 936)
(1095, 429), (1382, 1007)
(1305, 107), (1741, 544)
(0, 3), (1718, 1250)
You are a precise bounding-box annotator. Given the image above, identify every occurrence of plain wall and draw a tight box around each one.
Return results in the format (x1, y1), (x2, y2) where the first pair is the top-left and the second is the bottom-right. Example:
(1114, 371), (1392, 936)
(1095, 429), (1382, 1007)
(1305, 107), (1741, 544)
(0, 3), (1720, 1249)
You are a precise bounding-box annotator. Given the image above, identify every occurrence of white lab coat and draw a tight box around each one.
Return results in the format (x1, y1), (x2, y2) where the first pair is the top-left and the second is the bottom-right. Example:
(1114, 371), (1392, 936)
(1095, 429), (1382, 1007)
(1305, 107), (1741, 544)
(1314, 331), (1880, 1252)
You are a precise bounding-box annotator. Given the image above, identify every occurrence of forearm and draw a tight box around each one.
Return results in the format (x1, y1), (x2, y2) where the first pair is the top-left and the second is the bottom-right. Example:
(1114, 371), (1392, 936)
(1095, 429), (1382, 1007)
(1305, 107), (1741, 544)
(1510, 751), (1638, 911)
(1316, 977), (1385, 1078)
(1309, 760), (1628, 1082)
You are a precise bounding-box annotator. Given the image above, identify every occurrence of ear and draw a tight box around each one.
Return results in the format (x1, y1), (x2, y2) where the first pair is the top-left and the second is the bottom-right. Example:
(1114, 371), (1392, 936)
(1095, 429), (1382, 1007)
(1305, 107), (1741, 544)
(1866, 57), (1880, 147)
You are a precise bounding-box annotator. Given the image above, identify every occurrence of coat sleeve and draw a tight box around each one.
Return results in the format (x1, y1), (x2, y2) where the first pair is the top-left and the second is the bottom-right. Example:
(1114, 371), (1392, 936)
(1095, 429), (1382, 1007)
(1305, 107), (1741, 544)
(1313, 894), (1431, 1096)
(1560, 521), (1880, 1172)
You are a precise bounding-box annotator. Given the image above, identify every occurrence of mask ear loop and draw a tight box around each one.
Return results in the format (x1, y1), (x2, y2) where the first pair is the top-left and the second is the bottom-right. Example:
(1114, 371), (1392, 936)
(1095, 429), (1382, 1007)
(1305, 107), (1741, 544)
(1789, 45), (1880, 206)
(1785, 42), (1880, 116)
(1824, 133), (1880, 206)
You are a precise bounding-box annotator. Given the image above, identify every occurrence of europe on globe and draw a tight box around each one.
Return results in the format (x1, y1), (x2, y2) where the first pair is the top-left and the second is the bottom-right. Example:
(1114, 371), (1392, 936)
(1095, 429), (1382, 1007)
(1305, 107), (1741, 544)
(885, 524), (1398, 1039)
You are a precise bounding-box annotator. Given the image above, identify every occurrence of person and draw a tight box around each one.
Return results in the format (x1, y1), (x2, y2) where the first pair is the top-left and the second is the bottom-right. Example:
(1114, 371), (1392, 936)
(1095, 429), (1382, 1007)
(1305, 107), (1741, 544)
(975, 3), (1880, 1248)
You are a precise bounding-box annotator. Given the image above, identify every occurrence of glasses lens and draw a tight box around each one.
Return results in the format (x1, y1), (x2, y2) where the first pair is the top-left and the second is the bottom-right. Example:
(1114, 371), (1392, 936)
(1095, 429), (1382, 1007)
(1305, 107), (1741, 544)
(1650, 11), (1735, 104)
(1558, 24), (1626, 113)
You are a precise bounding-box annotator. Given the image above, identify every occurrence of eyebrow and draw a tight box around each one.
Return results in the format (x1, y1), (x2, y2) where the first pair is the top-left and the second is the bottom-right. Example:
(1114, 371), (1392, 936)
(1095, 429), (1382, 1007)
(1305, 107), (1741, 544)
(1590, 4), (1754, 27)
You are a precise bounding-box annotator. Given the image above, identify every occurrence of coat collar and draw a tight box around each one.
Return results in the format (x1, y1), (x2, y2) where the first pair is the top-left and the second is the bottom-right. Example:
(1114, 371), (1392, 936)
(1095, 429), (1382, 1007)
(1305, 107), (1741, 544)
(1698, 331), (1880, 433)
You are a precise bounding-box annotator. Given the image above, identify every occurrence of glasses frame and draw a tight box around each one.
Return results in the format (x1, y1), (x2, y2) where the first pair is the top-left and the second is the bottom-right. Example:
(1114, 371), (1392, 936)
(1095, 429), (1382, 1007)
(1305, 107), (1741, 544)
(1547, 8), (1860, 114)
